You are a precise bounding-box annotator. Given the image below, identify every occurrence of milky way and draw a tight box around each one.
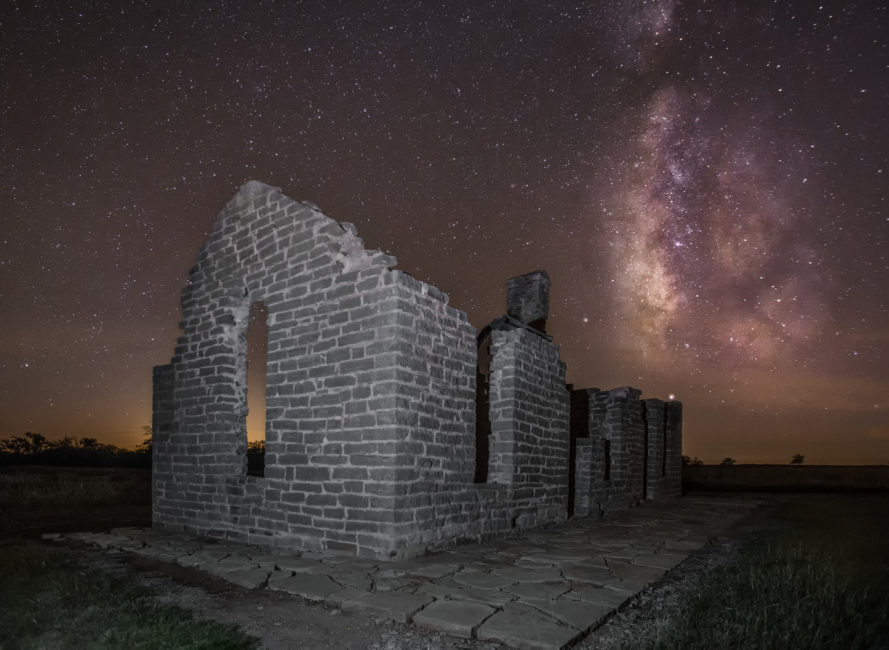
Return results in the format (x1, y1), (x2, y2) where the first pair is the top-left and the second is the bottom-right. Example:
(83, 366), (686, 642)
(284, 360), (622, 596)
(1, 1), (886, 463)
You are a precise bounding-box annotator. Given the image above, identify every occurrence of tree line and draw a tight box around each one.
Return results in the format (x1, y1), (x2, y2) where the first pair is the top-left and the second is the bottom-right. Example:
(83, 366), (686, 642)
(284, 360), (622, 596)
(0, 431), (151, 468)
(1, 430), (266, 470)
(683, 454), (806, 466)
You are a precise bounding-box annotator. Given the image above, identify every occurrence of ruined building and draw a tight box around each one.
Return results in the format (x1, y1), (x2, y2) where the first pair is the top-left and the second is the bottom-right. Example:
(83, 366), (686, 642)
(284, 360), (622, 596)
(152, 181), (682, 560)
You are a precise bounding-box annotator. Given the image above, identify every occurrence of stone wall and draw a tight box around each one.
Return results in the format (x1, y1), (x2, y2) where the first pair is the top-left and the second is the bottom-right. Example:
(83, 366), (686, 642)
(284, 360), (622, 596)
(386, 319), (570, 558)
(153, 181), (574, 560)
(643, 398), (667, 500)
(664, 401), (683, 497)
(573, 387), (658, 516)
(487, 326), (568, 489)
(153, 180), (682, 560)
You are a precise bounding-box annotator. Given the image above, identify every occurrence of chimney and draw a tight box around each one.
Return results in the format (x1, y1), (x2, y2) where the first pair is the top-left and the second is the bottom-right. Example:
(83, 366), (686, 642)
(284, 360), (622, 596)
(506, 270), (551, 332)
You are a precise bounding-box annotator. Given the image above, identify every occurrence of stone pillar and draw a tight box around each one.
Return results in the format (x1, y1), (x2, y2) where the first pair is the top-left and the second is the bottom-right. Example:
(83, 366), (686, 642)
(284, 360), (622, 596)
(643, 398), (666, 500)
(664, 401), (683, 497)
(608, 387), (645, 509)
(574, 438), (593, 516)
(486, 327), (568, 490)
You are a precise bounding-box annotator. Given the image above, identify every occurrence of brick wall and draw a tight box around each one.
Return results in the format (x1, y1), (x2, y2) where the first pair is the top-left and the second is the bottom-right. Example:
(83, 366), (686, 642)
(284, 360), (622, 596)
(153, 181), (417, 556)
(643, 398), (667, 500)
(153, 181), (572, 560)
(664, 401), (683, 496)
(573, 387), (647, 515)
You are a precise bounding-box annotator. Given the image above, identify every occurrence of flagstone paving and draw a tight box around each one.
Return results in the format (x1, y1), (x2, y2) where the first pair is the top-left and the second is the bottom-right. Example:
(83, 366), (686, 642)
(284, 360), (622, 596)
(57, 495), (763, 650)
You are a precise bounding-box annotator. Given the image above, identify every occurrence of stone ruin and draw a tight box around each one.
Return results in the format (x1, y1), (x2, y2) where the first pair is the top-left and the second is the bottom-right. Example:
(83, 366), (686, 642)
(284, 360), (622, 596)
(152, 181), (682, 560)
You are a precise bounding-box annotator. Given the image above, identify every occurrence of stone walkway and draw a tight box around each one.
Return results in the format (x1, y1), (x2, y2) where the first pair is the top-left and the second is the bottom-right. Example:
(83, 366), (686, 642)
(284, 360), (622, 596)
(55, 495), (763, 650)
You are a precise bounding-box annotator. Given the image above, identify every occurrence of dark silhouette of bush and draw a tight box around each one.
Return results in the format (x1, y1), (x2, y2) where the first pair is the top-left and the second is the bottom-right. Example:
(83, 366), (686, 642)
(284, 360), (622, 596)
(0, 433), (150, 468)
(247, 440), (265, 476)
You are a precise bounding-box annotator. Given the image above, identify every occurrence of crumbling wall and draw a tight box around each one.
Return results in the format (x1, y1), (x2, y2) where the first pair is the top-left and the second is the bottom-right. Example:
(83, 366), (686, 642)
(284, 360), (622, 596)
(154, 181), (452, 557)
(573, 387), (649, 515)
(153, 182), (571, 560)
(153, 181), (680, 559)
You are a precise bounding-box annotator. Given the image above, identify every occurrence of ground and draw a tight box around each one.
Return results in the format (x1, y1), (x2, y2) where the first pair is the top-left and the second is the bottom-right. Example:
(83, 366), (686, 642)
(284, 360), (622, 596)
(62, 498), (768, 650)
(4, 472), (886, 649)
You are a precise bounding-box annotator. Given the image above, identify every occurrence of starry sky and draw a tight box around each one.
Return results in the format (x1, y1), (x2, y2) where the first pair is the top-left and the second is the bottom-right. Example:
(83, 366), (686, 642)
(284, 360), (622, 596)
(2, 1), (887, 464)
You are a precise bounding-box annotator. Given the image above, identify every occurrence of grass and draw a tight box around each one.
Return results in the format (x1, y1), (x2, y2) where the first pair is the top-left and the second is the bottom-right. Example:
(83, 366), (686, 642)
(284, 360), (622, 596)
(0, 466), (151, 537)
(0, 541), (259, 649)
(649, 495), (889, 649)
(0, 466), (259, 649)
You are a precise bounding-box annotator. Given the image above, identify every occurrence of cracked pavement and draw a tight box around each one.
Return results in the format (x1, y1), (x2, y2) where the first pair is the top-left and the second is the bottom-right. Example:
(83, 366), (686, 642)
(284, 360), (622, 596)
(52, 495), (764, 650)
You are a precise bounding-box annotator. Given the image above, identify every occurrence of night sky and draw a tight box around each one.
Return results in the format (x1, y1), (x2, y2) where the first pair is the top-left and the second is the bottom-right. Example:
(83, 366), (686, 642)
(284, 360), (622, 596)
(2, 1), (887, 464)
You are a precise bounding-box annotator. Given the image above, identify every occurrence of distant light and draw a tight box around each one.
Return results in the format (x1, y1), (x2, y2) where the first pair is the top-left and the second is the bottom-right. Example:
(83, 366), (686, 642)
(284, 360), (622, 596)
(669, 393), (676, 400)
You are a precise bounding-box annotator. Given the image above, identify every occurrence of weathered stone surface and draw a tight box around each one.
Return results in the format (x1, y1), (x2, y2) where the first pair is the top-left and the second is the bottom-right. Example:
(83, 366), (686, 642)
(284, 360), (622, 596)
(664, 539), (704, 551)
(525, 598), (614, 632)
(131, 545), (184, 562)
(518, 552), (597, 568)
(560, 563), (614, 585)
(266, 572), (343, 601)
(109, 526), (150, 537)
(67, 494), (761, 649)
(451, 569), (516, 591)
(86, 533), (129, 549)
(339, 591), (434, 624)
(273, 556), (329, 573)
(323, 587), (367, 608)
(208, 555), (257, 573)
(561, 586), (629, 608)
(492, 566), (564, 583)
(603, 548), (638, 561)
(401, 562), (462, 579)
(605, 560), (666, 585)
(175, 554), (203, 569)
(415, 581), (516, 607)
(115, 539), (147, 552)
(476, 602), (581, 650)
(633, 551), (688, 570)
(502, 581), (571, 602)
(329, 568), (373, 591)
(221, 567), (271, 590)
(412, 600), (496, 638)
